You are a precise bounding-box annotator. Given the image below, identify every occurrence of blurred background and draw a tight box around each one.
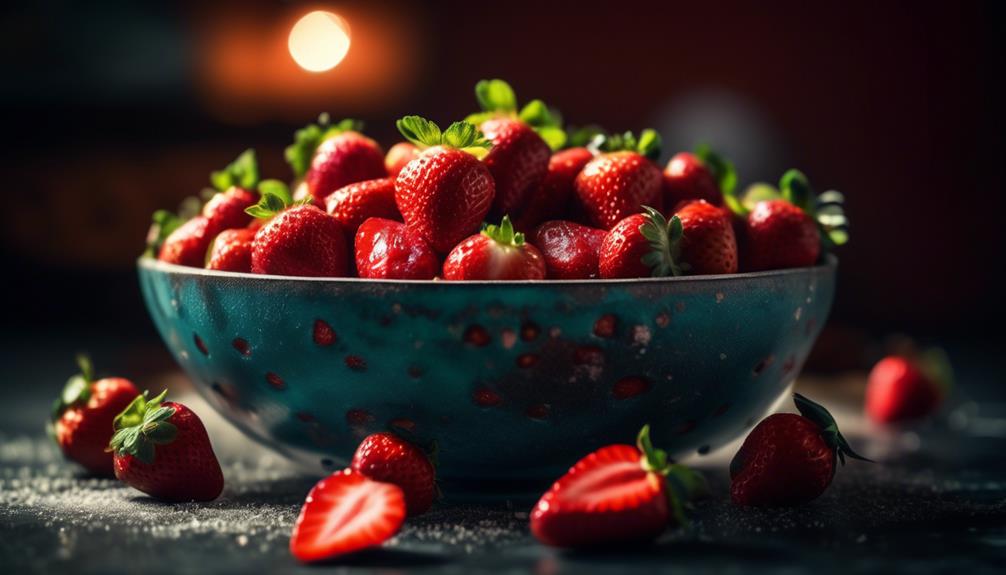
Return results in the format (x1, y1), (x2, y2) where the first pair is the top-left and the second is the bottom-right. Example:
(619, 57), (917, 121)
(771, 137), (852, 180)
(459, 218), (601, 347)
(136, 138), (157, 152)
(0, 0), (1003, 384)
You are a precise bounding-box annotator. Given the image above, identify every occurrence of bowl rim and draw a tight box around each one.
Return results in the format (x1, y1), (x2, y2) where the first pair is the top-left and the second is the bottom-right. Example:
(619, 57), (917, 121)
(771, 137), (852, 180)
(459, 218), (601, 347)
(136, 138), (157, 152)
(138, 254), (837, 286)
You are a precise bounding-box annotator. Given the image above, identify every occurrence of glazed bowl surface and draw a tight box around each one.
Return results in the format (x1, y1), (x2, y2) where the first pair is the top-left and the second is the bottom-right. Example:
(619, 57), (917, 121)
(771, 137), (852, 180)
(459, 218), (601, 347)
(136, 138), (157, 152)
(138, 257), (835, 486)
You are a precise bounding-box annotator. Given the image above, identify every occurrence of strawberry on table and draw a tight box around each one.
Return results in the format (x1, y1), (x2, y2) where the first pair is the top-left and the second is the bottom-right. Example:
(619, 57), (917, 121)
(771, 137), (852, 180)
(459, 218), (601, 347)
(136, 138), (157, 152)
(866, 349), (952, 423)
(108, 390), (224, 502)
(325, 177), (400, 235)
(355, 218), (440, 280)
(206, 227), (255, 272)
(731, 393), (870, 507)
(531, 425), (705, 548)
(514, 146), (595, 232)
(385, 141), (420, 177)
(394, 116), (495, 253)
(532, 220), (607, 279)
(286, 115), (386, 201)
(442, 216), (546, 280)
(290, 469), (406, 563)
(574, 130), (664, 229)
(50, 355), (139, 476)
(662, 145), (735, 210)
(247, 190), (349, 277)
(351, 432), (436, 516)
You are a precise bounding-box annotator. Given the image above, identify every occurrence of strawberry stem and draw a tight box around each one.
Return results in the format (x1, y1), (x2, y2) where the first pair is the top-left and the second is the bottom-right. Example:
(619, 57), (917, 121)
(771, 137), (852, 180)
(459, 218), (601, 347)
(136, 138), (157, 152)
(636, 425), (706, 527)
(396, 116), (492, 159)
(109, 390), (178, 465)
(591, 129), (662, 160)
(481, 216), (524, 247)
(210, 149), (260, 192)
(51, 354), (96, 422)
(638, 206), (685, 277)
(793, 393), (872, 466)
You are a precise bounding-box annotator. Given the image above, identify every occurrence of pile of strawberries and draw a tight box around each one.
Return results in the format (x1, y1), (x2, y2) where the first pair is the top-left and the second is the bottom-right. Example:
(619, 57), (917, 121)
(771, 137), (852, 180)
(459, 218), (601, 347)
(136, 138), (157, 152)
(148, 79), (848, 280)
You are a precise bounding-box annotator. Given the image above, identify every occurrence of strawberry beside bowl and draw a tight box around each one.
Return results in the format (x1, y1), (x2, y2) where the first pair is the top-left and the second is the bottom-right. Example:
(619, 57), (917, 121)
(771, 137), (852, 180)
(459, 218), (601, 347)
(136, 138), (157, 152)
(138, 256), (835, 491)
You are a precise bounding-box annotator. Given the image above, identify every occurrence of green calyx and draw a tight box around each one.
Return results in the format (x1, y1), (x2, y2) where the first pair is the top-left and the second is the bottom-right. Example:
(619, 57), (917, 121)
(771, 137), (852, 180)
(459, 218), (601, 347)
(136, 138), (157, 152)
(108, 390), (177, 465)
(793, 393), (872, 469)
(465, 79), (567, 151)
(779, 170), (850, 248)
(396, 116), (492, 159)
(481, 215), (524, 247)
(50, 354), (95, 422)
(589, 129), (662, 161)
(210, 149), (260, 192)
(638, 206), (686, 277)
(695, 144), (738, 197)
(286, 114), (365, 178)
(144, 196), (202, 258)
(636, 425), (707, 527)
(565, 125), (606, 149)
(244, 180), (308, 219)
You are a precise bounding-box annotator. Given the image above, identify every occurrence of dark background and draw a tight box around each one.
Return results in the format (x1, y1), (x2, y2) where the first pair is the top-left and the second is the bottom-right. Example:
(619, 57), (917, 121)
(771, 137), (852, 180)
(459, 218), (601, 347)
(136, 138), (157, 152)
(2, 0), (1003, 372)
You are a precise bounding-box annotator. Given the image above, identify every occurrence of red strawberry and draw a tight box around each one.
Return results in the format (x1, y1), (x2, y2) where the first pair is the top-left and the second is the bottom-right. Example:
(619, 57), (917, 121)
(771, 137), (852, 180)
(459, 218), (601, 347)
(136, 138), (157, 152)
(325, 177), (400, 235)
(50, 355), (139, 476)
(599, 208), (681, 279)
(531, 426), (704, 548)
(158, 216), (214, 267)
(109, 390), (224, 502)
(731, 393), (869, 507)
(394, 116), (495, 253)
(202, 187), (257, 231)
(351, 432), (436, 516)
(442, 216), (546, 280)
(866, 351), (951, 423)
(286, 116), (385, 201)
(206, 227), (255, 272)
(355, 218), (439, 280)
(385, 142), (420, 177)
(574, 131), (663, 229)
(479, 117), (550, 220)
(251, 204), (348, 277)
(532, 220), (607, 279)
(663, 151), (724, 209)
(673, 200), (738, 274)
(515, 147), (595, 232)
(290, 469), (406, 563)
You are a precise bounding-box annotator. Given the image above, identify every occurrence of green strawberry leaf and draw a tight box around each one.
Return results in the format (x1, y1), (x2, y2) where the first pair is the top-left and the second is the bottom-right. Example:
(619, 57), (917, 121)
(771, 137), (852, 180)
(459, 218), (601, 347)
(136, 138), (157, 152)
(636, 129), (662, 161)
(566, 125), (606, 149)
(793, 392), (872, 467)
(244, 190), (290, 219)
(51, 354), (97, 421)
(780, 169), (814, 213)
(210, 149), (259, 191)
(638, 206), (685, 277)
(144, 210), (183, 257)
(595, 129), (662, 160)
(636, 425), (706, 527)
(109, 390), (176, 465)
(482, 215), (524, 246)
(518, 100), (567, 150)
(285, 114), (365, 178)
(397, 115), (443, 148)
(814, 188), (849, 247)
(475, 79), (517, 113)
(535, 127), (567, 151)
(637, 424), (669, 473)
(695, 144), (737, 195)
(257, 179), (292, 207)
(397, 116), (492, 158)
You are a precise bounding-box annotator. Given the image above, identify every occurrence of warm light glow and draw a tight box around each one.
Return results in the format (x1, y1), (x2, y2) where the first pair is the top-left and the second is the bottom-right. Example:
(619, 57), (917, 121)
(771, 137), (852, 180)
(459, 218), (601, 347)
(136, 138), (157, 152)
(288, 11), (351, 73)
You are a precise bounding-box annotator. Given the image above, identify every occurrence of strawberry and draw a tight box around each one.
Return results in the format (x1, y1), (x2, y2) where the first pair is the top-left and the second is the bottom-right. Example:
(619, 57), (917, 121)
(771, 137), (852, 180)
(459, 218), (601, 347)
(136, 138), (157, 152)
(866, 349), (952, 423)
(662, 146), (735, 210)
(202, 187), (257, 231)
(247, 190), (348, 277)
(355, 218), (440, 280)
(573, 130), (663, 229)
(442, 216), (546, 280)
(532, 220), (607, 279)
(50, 355), (139, 476)
(673, 200), (738, 274)
(385, 142), (420, 177)
(206, 227), (255, 272)
(394, 116), (495, 253)
(290, 469), (406, 563)
(731, 393), (869, 507)
(599, 208), (681, 279)
(109, 390), (224, 502)
(286, 115), (385, 201)
(514, 147), (595, 232)
(158, 216), (215, 267)
(351, 432), (436, 516)
(731, 170), (848, 271)
(325, 177), (400, 235)
(531, 426), (704, 548)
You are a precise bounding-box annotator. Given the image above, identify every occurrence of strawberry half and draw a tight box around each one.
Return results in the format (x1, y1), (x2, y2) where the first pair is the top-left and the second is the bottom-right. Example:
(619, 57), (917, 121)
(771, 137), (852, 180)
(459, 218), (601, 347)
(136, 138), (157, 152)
(325, 177), (401, 235)
(394, 116), (495, 253)
(286, 116), (386, 201)
(532, 220), (607, 279)
(351, 432), (436, 516)
(574, 130), (663, 229)
(866, 349), (952, 423)
(531, 426), (705, 548)
(109, 390), (224, 502)
(50, 355), (139, 476)
(206, 227), (255, 272)
(442, 216), (546, 280)
(355, 218), (440, 280)
(290, 468), (406, 563)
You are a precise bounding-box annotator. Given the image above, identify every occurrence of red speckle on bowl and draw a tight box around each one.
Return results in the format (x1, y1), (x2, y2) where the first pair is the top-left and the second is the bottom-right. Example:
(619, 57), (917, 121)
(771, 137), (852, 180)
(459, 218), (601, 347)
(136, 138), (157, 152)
(463, 325), (491, 347)
(296, 411), (315, 423)
(612, 376), (650, 399)
(593, 314), (617, 338)
(407, 365), (424, 379)
(265, 372), (285, 391)
(501, 328), (517, 350)
(472, 388), (502, 407)
(520, 322), (540, 341)
(655, 312), (670, 328)
(675, 420), (697, 435)
(313, 319), (337, 346)
(389, 418), (415, 432)
(526, 403), (550, 420)
(232, 338), (250, 356)
(193, 334), (209, 356)
(574, 345), (605, 365)
(346, 408), (374, 425)
(516, 353), (539, 368)
(345, 355), (367, 371)
(752, 355), (775, 376)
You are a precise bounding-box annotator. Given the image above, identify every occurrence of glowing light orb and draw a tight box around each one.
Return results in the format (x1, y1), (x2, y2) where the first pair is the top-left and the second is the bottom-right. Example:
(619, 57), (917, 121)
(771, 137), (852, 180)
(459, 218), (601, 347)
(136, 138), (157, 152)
(288, 11), (351, 73)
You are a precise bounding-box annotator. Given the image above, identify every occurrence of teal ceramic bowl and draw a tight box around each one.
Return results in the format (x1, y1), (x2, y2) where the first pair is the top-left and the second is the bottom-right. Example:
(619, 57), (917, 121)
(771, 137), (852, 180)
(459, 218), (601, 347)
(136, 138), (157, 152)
(138, 257), (835, 488)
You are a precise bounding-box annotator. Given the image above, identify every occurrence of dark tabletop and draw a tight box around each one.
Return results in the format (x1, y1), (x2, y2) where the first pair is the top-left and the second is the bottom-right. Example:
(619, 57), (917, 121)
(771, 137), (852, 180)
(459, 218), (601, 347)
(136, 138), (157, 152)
(2, 337), (1005, 574)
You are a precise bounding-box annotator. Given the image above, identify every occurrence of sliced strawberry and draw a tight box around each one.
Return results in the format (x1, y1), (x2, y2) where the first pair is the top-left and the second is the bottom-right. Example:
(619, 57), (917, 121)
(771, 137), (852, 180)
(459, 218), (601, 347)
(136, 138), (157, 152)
(290, 469), (406, 563)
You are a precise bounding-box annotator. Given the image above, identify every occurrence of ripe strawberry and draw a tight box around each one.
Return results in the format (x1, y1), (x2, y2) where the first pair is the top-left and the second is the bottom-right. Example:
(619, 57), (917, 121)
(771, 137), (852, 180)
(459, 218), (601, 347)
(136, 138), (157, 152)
(355, 218), (439, 280)
(731, 393), (869, 507)
(599, 207), (681, 279)
(206, 227), (255, 272)
(351, 432), (436, 516)
(514, 147), (595, 232)
(158, 216), (215, 267)
(290, 469), (406, 563)
(385, 142), (420, 177)
(531, 426), (704, 548)
(325, 177), (400, 236)
(866, 350), (951, 423)
(249, 194), (348, 277)
(662, 146), (735, 209)
(574, 131), (663, 229)
(50, 355), (139, 476)
(442, 216), (546, 280)
(109, 390), (224, 502)
(532, 220), (607, 279)
(394, 116), (495, 253)
(673, 200), (738, 274)
(286, 116), (385, 201)
(480, 118), (551, 220)
(202, 186), (257, 231)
